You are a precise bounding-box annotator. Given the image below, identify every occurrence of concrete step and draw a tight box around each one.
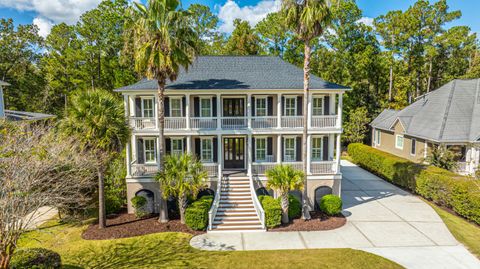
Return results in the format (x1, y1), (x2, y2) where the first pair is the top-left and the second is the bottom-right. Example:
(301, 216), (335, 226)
(218, 203), (254, 209)
(220, 196), (251, 200)
(212, 224), (264, 230)
(220, 200), (253, 205)
(217, 207), (257, 213)
(222, 192), (250, 196)
(221, 187), (250, 191)
(215, 216), (259, 221)
(215, 211), (258, 217)
(213, 220), (261, 226)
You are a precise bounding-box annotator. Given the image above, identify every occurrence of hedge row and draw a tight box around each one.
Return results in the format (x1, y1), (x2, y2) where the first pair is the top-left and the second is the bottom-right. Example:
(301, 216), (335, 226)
(348, 143), (480, 225)
(185, 195), (213, 231)
(259, 195), (282, 228)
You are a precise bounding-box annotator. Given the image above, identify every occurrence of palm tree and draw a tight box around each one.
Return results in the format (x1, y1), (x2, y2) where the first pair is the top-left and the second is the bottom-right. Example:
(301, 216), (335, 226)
(156, 154), (208, 224)
(266, 165), (304, 224)
(282, 0), (331, 220)
(60, 89), (130, 229)
(127, 0), (198, 222)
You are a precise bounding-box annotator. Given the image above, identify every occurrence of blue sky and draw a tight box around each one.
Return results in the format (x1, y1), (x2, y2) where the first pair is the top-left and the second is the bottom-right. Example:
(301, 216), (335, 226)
(0, 0), (478, 37)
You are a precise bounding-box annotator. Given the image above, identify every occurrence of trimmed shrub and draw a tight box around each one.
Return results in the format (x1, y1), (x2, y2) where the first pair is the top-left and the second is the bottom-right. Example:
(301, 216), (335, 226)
(288, 194), (301, 219)
(259, 195), (282, 228)
(131, 196), (148, 218)
(185, 195), (213, 231)
(10, 248), (61, 269)
(319, 194), (342, 215)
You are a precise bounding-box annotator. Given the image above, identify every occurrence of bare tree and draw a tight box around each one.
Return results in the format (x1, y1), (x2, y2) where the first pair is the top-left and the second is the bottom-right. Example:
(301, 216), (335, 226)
(0, 122), (97, 269)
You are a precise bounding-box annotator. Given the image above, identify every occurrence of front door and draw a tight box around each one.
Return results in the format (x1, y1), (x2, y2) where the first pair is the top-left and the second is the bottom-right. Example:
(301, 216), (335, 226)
(224, 137), (245, 169)
(223, 98), (245, 117)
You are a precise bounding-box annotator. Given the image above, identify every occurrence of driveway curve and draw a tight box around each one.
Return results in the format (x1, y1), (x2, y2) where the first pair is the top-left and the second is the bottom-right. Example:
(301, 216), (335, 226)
(191, 160), (480, 269)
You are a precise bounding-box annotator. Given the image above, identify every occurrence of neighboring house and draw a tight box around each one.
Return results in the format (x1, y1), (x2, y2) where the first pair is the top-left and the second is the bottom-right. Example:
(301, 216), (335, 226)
(371, 79), (480, 176)
(0, 80), (54, 121)
(115, 56), (349, 231)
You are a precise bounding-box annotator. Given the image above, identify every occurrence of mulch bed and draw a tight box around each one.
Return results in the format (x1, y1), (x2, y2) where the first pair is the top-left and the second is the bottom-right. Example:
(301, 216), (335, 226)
(269, 211), (346, 232)
(82, 212), (204, 240)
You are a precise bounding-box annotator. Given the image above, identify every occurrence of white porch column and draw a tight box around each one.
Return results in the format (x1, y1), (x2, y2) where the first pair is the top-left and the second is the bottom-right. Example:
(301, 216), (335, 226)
(185, 94), (190, 130)
(306, 134), (312, 175)
(216, 94), (221, 130)
(337, 93), (343, 129)
(217, 134), (222, 178)
(277, 93), (282, 128)
(126, 140), (132, 177)
(329, 133), (335, 160)
(155, 96), (159, 130)
(277, 134), (282, 164)
(123, 94), (129, 117)
(247, 134), (253, 176)
(307, 92), (313, 129)
(128, 95), (135, 117)
(330, 93), (336, 115)
(131, 134), (137, 162)
(247, 93), (252, 129)
(186, 135), (191, 153)
(335, 134), (341, 173)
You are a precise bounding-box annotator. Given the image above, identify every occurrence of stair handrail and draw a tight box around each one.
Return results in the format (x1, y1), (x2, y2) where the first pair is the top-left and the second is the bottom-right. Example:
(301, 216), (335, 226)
(249, 174), (265, 229)
(208, 175), (222, 230)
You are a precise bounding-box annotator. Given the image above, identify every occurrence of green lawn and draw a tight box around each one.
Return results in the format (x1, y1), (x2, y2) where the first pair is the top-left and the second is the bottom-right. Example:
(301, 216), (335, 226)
(427, 201), (480, 258)
(18, 221), (403, 269)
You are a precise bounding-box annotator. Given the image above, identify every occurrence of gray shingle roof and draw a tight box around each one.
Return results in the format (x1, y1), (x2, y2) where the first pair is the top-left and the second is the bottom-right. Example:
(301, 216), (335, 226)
(371, 79), (480, 143)
(115, 56), (348, 91)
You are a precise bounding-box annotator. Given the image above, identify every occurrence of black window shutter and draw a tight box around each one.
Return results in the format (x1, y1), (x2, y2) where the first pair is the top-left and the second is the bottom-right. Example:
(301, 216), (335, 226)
(135, 97), (142, 117)
(194, 97), (200, 117)
(281, 96), (285, 116)
(137, 138), (144, 164)
(212, 97), (217, 117)
(164, 97), (170, 117)
(324, 96), (330, 115)
(297, 96), (303, 116)
(281, 138), (284, 161)
(182, 96), (186, 117)
(251, 96), (255, 116)
(296, 137), (302, 161)
(183, 138), (187, 153)
(213, 137), (218, 162)
(267, 97), (273, 116)
(195, 138), (201, 159)
(267, 137), (273, 155)
(323, 136), (329, 161)
(165, 138), (171, 155)
(252, 138), (256, 162)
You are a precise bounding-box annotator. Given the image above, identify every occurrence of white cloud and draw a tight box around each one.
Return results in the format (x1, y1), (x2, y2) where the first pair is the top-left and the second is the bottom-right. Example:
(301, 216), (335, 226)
(33, 17), (53, 38)
(217, 0), (281, 33)
(356, 16), (374, 27)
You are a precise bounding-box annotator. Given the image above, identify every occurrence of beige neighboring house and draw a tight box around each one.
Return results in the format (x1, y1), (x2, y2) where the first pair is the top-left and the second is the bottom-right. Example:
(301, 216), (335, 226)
(371, 79), (480, 176)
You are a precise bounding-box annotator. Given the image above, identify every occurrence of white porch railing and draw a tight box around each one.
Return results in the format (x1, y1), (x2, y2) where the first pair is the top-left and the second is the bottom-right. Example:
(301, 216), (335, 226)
(129, 117), (156, 130)
(190, 117), (217, 129)
(311, 115), (338, 128)
(311, 161), (337, 174)
(281, 116), (304, 128)
(131, 161), (159, 177)
(221, 117), (247, 129)
(208, 174), (222, 231)
(203, 163), (218, 177)
(165, 117), (186, 129)
(249, 175), (265, 230)
(252, 162), (277, 175)
(283, 162), (303, 170)
(251, 116), (277, 129)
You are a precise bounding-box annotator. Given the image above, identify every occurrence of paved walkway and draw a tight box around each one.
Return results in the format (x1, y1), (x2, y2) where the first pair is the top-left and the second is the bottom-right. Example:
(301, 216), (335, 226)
(25, 206), (58, 230)
(190, 160), (480, 269)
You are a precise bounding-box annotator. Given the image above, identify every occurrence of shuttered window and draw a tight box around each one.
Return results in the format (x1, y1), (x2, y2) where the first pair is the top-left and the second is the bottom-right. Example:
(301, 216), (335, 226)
(255, 137), (267, 162)
(313, 97), (324, 116)
(200, 98), (212, 117)
(201, 138), (213, 162)
(284, 97), (296, 116)
(144, 139), (156, 163)
(172, 138), (183, 156)
(142, 98), (154, 118)
(170, 98), (182, 117)
(312, 137), (323, 161)
(284, 137), (296, 161)
(255, 97), (267, 116)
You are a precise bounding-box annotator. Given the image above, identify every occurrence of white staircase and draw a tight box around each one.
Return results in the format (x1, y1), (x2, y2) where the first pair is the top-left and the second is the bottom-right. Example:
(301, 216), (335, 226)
(208, 175), (265, 232)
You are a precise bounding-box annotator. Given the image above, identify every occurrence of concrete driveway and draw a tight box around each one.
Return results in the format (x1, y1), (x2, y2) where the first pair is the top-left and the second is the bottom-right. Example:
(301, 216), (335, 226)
(191, 160), (480, 269)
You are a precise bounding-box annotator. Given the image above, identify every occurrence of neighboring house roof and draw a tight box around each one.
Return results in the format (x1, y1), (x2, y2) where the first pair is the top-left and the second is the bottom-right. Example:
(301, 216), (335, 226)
(115, 56), (349, 91)
(371, 79), (480, 143)
(5, 110), (55, 121)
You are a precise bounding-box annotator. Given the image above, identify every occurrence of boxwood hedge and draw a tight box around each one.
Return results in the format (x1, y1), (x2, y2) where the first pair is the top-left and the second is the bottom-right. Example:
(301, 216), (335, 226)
(259, 195), (282, 228)
(185, 195), (213, 231)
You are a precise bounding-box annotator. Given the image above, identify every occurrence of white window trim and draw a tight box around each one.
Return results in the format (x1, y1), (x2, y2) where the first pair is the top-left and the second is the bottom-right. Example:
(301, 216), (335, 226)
(200, 137), (213, 163)
(200, 97), (212, 118)
(141, 97), (154, 118)
(143, 138), (157, 164)
(254, 137), (267, 162)
(375, 129), (381, 146)
(312, 96), (324, 116)
(395, 135), (404, 150)
(255, 97), (268, 117)
(283, 137), (297, 162)
(284, 96), (297, 116)
(169, 97), (183, 117)
(311, 136), (324, 161)
(411, 138), (416, 156)
(171, 138), (184, 155)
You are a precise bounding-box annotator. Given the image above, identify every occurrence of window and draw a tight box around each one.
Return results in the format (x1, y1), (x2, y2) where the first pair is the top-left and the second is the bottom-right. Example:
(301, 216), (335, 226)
(313, 97), (324, 116)
(200, 98), (212, 117)
(255, 97), (267, 116)
(144, 139), (156, 163)
(284, 97), (297, 116)
(312, 137), (323, 161)
(255, 137), (267, 162)
(170, 98), (182, 117)
(142, 98), (154, 118)
(374, 129), (381, 146)
(284, 137), (296, 161)
(395, 135), (404, 149)
(411, 138), (416, 155)
(171, 138), (183, 156)
(201, 138), (213, 162)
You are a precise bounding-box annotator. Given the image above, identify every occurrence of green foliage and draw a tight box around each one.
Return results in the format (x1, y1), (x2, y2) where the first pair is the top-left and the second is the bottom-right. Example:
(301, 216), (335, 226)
(255, 12), (290, 57)
(131, 196), (148, 218)
(10, 248), (61, 269)
(348, 143), (480, 225)
(187, 4), (225, 56)
(185, 195), (213, 231)
(319, 194), (342, 216)
(425, 145), (459, 171)
(104, 153), (127, 215)
(259, 195), (282, 229)
(343, 106), (370, 144)
(288, 194), (301, 219)
(224, 19), (261, 55)
(266, 165), (304, 195)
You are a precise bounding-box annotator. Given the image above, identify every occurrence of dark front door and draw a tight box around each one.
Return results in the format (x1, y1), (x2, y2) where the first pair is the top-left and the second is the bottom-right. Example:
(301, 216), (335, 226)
(224, 137), (245, 169)
(223, 98), (245, 117)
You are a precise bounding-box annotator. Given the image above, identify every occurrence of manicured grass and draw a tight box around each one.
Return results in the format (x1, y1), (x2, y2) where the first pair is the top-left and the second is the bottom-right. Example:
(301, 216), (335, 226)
(18, 221), (403, 269)
(427, 201), (480, 258)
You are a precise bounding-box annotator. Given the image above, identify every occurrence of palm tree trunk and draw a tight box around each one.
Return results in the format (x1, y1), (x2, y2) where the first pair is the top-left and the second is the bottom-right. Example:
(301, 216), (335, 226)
(302, 41), (311, 221)
(157, 79), (169, 223)
(98, 165), (106, 229)
(179, 194), (188, 224)
(280, 192), (289, 224)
